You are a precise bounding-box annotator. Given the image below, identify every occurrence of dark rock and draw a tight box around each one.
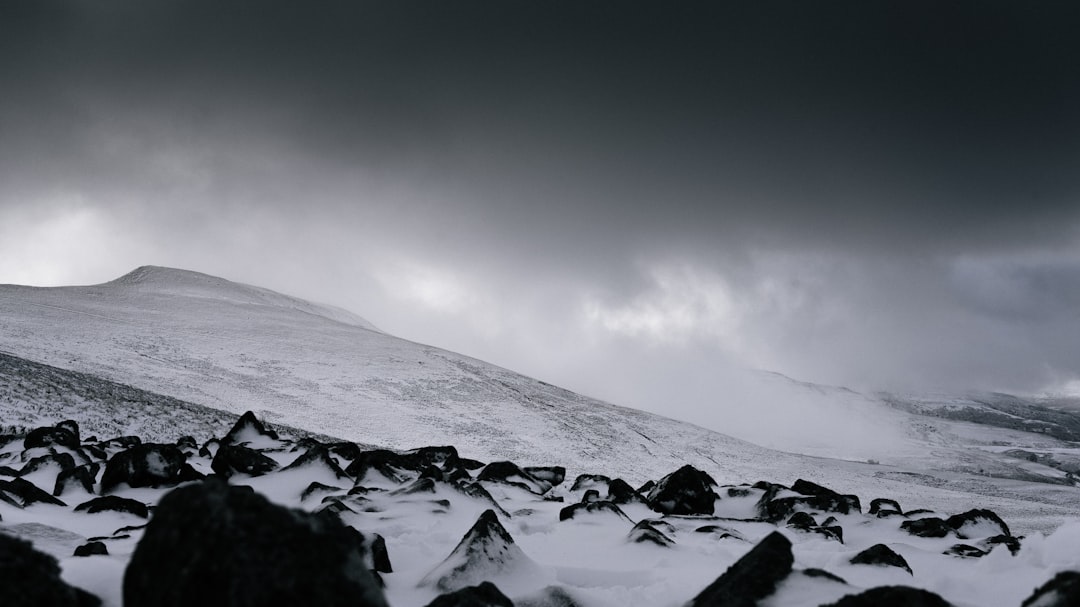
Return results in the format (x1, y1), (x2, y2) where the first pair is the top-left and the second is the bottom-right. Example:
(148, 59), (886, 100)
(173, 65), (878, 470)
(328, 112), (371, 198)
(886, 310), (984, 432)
(570, 474), (611, 492)
(345, 449), (420, 484)
(301, 482), (344, 501)
(850, 544), (912, 575)
(101, 443), (188, 492)
(0, 533), (101, 606)
(364, 533), (392, 574)
(804, 568), (847, 584)
(727, 487), (752, 498)
(821, 516), (839, 527)
(56, 420), (81, 443)
(581, 489), (601, 503)
(100, 436), (142, 450)
(75, 496), (149, 518)
(282, 445), (349, 479)
(637, 479), (656, 494)
(786, 512), (817, 529)
(1021, 571), (1080, 607)
(73, 541), (109, 557)
(763, 493), (859, 523)
(870, 498), (903, 516)
(54, 465), (97, 496)
(515, 585), (585, 607)
(627, 520), (674, 547)
(24, 425), (78, 450)
(177, 462), (205, 483)
(420, 509), (539, 592)
(822, 585), (952, 606)
(982, 534), (1021, 556)
(123, 478), (388, 607)
(327, 441), (364, 462)
(558, 501), (631, 522)
(687, 531), (793, 607)
(451, 481), (510, 517)
(945, 508), (1011, 539)
(220, 410), (279, 446)
(646, 465), (719, 516)
(20, 452), (76, 476)
(391, 477), (437, 495)
(459, 458), (486, 471)
(0, 465), (19, 476)
(818, 525), (844, 543)
(900, 517), (954, 538)
(198, 438), (220, 458)
(944, 544), (986, 558)
(477, 461), (551, 494)
(524, 466), (566, 487)
(211, 444), (280, 478)
(424, 581), (514, 607)
(905, 509), (934, 516)
(0, 477), (67, 507)
(607, 478), (646, 505)
(791, 479), (835, 496)
(175, 436), (198, 451)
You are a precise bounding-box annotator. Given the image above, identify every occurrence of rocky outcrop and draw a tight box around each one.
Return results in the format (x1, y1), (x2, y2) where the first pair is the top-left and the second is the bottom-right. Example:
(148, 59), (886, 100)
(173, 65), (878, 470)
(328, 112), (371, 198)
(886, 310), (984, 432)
(646, 465), (719, 516)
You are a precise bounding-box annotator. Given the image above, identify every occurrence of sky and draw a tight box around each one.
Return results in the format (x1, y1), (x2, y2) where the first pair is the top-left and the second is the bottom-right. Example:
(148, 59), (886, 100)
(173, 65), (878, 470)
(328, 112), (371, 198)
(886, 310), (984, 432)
(2, 1), (1080, 432)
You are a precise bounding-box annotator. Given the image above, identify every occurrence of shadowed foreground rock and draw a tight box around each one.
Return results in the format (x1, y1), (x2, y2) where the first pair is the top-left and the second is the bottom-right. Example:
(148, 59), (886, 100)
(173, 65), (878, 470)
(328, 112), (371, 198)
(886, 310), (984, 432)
(1021, 571), (1080, 607)
(0, 532), (100, 606)
(123, 478), (388, 607)
(823, 585), (952, 606)
(687, 531), (793, 606)
(424, 581), (514, 607)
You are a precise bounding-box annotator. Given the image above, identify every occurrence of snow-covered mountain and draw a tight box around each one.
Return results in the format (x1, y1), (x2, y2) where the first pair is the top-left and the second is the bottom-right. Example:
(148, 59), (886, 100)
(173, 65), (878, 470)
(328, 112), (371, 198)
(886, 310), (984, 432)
(1, 266), (1078, 533)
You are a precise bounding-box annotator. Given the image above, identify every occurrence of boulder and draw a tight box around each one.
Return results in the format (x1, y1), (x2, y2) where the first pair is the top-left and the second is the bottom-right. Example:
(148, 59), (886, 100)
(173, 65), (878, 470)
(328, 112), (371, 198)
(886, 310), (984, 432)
(869, 498), (903, 516)
(282, 445), (349, 479)
(558, 501), (631, 522)
(210, 444), (280, 478)
(646, 465), (719, 516)
(945, 509), (1010, 539)
(1020, 571), (1080, 607)
(0, 477), (67, 507)
(419, 509), (542, 593)
(477, 461), (552, 495)
(607, 478), (647, 505)
(54, 465), (97, 496)
(123, 479), (388, 607)
(75, 495), (149, 518)
(823, 586), (952, 606)
(73, 541), (108, 557)
(982, 534), (1021, 556)
(944, 544), (986, 558)
(424, 581), (514, 607)
(687, 531), (793, 607)
(0, 533), (101, 606)
(524, 466), (566, 487)
(220, 411), (280, 447)
(101, 443), (188, 492)
(570, 474), (611, 492)
(850, 544), (912, 575)
(23, 425), (79, 450)
(627, 520), (674, 547)
(900, 517), (953, 538)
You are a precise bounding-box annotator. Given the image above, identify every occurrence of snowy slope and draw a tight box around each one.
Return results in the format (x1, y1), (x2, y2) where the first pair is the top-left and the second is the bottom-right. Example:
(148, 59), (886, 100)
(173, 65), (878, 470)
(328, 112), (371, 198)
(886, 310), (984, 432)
(2, 266), (1079, 535)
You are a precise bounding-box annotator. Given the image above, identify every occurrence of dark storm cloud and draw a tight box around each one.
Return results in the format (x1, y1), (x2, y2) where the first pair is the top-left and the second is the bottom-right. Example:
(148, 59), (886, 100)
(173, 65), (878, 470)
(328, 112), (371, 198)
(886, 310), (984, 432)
(2, 0), (1080, 407)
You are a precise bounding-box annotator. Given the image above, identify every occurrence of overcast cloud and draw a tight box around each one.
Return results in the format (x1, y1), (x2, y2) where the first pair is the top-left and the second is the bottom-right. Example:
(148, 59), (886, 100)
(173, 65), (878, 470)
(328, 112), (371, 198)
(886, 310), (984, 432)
(2, 1), (1080, 434)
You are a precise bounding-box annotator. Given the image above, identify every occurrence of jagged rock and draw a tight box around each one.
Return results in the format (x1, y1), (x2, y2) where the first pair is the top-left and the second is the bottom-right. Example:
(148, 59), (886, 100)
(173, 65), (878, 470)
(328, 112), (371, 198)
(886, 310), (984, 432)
(220, 410), (280, 447)
(24, 425), (79, 450)
(982, 534), (1021, 556)
(345, 449), (420, 484)
(0, 477), (67, 507)
(944, 544), (986, 558)
(1021, 571), (1080, 607)
(175, 436), (198, 452)
(870, 498), (903, 516)
(900, 517), (954, 538)
(761, 479), (861, 522)
(945, 509), (1010, 539)
(582, 489), (601, 503)
(75, 495), (149, 518)
(850, 544), (912, 575)
(805, 568), (847, 584)
(73, 541), (109, 557)
(477, 461), (552, 494)
(56, 420), (81, 443)
(451, 481), (511, 517)
(823, 585), (952, 606)
(420, 509), (542, 592)
(301, 482), (344, 501)
(101, 443), (188, 492)
(607, 478), (646, 505)
(571, 474), (611, 492)
(282, 444), (349, 479)
(424, 581), (514, 607)
(627, 520), (675, 546)
(0, 533), (101, 606)
(787, 512), (817, 529)
(638, 479), (656, 494)
(646, 465), (719, 516)
(327, 441), (363, 462)
(524, 466), (566, 487)
(211, 444), (280, 478)
(409, 446), (471, 481)
(54, 465), (97, 496)
(20, 452), (76, 476)
(687, 531), (793, 606)
(559, 501), (631, 522)
(123, 479), (388, 607)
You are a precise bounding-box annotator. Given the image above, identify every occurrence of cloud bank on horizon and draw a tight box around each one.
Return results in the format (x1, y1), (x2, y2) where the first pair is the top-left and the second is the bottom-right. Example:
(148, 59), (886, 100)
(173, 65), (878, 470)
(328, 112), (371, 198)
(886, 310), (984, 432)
(2, 1), (1080, 423)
